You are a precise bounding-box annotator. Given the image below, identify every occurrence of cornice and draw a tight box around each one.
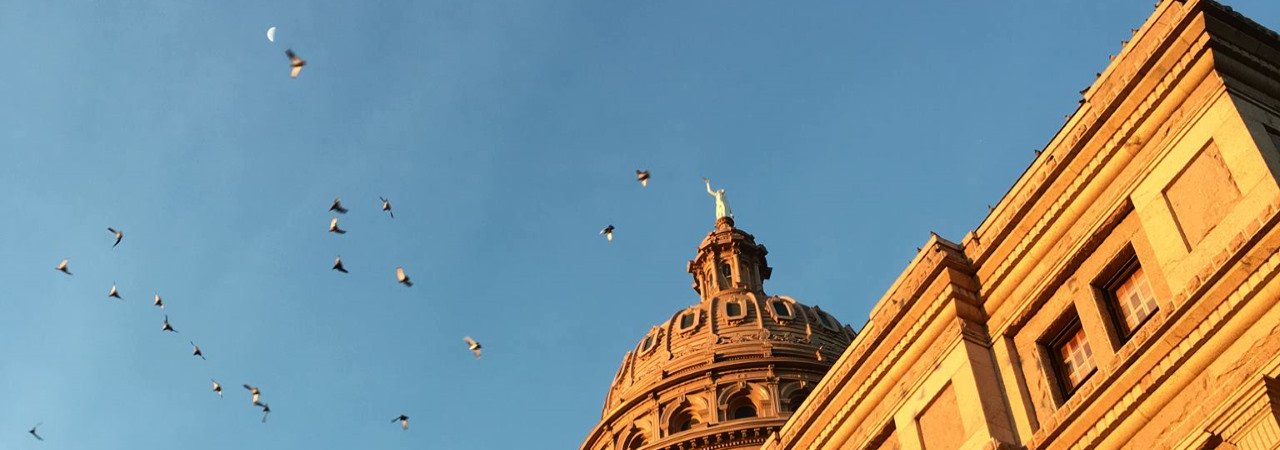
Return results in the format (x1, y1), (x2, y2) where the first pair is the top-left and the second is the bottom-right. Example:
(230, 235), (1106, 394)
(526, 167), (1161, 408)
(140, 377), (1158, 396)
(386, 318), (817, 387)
(981, 19), (1216, 336)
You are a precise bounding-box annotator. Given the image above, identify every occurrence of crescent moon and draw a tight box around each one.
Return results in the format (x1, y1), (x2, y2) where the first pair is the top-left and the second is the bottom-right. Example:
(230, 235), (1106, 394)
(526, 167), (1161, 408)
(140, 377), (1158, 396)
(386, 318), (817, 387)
(267, 27), (277, 42)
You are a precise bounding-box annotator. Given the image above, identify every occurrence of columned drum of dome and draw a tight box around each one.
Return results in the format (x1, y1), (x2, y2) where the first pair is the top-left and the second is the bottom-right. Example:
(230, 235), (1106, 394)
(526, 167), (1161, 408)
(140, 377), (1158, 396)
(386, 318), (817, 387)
(580, 217), (856, 450)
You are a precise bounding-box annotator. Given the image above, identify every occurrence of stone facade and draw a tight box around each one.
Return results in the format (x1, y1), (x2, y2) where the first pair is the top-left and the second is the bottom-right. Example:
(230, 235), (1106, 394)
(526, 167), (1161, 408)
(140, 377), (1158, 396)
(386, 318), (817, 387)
(762, 1), (1280, 449)
(580, 218), (857, 450)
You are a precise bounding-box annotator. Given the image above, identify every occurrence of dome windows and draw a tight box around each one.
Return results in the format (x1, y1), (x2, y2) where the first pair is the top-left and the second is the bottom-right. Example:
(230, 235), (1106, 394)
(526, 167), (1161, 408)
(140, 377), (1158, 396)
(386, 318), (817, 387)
(670, 410), (699, 432)
(725, 302), (742, 317)
(783, 386), (813, 412)
(623, 433), (647, 450)
(719, 382), (767, 421)
(725, 394), (758, 420)
(723, 299), (748, 321)
(666, 401), (705, 434)
(663, 397), (711, 436)
(676, 308), (701, 334)
(770, 298), (794, 322)
(637, 328), (663, 356)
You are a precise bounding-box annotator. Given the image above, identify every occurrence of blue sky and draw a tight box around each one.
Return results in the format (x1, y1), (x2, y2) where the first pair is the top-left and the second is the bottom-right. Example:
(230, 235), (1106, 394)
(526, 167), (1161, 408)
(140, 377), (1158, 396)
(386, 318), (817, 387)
(2, 1), (1278, 449)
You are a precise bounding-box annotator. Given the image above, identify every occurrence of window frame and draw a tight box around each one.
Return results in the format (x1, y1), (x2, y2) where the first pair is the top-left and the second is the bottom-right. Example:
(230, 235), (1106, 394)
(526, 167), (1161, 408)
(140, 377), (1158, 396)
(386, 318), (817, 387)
(676, 309), (699, 333)
(1042, 312), (1097, 400)
(723, 299), (747, 321)
(770, 299), (794, 321)
(1097, 251), (1159, 340)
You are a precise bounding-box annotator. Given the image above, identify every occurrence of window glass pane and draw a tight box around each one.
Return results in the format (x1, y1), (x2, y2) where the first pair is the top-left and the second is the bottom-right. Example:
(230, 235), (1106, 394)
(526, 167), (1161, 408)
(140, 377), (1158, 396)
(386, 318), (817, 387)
(1057, 327), (1096, 389)
(771, 301), (790, 317)
(726, 302), (742, 317)
(1114, 266), (1158, 333)
(680, 313), (695, 329)
(642, 336), (653, 351)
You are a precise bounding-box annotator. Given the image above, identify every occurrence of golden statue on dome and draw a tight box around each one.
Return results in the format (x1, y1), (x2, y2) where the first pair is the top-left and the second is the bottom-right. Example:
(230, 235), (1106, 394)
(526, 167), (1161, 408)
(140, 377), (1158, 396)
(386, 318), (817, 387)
(703, 177), (733, 221)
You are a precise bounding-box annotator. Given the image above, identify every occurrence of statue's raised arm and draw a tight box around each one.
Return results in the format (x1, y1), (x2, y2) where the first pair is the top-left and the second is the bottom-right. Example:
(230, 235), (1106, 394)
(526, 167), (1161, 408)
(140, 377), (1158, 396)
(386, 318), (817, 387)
(704, 178), (716, 196)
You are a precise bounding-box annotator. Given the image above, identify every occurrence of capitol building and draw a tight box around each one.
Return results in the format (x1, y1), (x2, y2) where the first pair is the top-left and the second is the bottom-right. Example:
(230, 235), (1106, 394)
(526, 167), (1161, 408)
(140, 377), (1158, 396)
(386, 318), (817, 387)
(581, 1), (1280, 449)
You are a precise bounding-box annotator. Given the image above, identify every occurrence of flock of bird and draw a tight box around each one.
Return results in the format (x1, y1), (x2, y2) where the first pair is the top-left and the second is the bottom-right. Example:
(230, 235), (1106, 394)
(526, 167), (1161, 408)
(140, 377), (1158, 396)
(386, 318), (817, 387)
(23, 32), (658, 443)
(37, 197), (456, 441)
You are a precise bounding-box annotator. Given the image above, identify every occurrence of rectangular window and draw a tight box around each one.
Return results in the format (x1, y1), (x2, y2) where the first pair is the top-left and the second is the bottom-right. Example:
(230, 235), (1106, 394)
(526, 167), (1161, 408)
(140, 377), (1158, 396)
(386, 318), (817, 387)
(1056, 327), (1095, 390)
(771, 301), (791, 318)
(1098, 250), (1160, 340)
(725, 301), (743, 318)
(1112, 265), (1158, 335)
(680, 313), (695, 329)
(1043, 313), (1096, 399)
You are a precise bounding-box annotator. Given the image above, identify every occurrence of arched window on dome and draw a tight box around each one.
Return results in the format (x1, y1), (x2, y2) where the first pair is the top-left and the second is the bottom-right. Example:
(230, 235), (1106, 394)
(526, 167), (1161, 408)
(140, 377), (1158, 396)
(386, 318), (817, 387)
(719, 382), (768, 421)
(668, 408), (700, 433)
(664, 397), (709, 435)
(726, 395), (757, 420)
(623, 433), (647, 450)
(784, 389), (812, 412)
(779, 380), (814, 413)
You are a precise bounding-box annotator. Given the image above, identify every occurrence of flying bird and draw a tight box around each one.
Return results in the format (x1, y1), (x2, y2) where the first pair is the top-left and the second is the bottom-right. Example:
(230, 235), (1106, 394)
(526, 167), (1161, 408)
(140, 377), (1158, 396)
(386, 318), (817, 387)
(162, 315), (177, 333)
(244, 385), (261, 404)
(108, 283), (122, 299)
(464, 336), (483, 359)
(393, 415), (409, 430)
(153, 293), (164, 309)
(329, 217), (346, 234)
(286, 49), (305, 78)
(600, 225), (615, 242)
(190, 341), (205, 360)
(329, 197), (348, 214)
(332, 256), (348, 273)
(212, 380), (223, 398)
(396, 267), (412, 287)
(29, 422), (43, 441)
(107, 227), (123, 248)
(259, 403), (271, 423)
(636, 170), (650, 187)
(56, 259), (71, 275)
(380, 197), (394, 218)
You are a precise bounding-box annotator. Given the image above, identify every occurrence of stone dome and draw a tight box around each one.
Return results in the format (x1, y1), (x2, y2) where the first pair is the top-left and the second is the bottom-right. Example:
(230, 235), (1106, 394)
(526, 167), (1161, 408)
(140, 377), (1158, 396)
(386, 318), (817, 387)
(581, 218), (856, 450)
